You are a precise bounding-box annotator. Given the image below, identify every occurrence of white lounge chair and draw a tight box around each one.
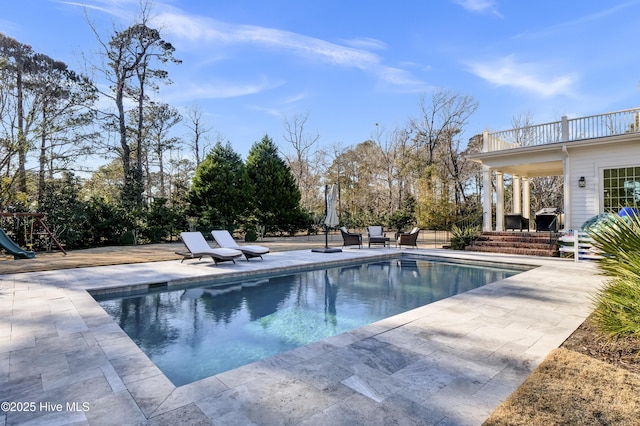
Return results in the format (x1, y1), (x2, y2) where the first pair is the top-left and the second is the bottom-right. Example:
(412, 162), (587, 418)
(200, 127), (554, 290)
(211, 230), (270, 261)
(177, 232), (243, 264)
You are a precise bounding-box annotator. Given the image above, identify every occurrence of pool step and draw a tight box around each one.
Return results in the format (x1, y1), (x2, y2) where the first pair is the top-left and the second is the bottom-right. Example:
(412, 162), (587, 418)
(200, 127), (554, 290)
(465, 231), (560, 257)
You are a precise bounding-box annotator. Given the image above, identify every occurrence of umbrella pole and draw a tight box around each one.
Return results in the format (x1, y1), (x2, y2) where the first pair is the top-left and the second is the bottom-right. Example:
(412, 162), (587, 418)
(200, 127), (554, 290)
(324, 184), (329, 248)
(325, 225), (329, 249)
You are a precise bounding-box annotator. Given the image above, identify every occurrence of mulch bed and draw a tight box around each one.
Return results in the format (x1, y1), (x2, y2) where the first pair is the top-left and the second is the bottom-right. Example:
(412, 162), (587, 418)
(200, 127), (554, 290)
(560, 314), (640, 374)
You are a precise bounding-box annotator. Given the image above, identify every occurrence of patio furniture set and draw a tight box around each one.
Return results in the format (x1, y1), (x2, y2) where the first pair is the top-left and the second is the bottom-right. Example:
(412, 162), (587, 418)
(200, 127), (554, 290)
(339, 226), (420, 249)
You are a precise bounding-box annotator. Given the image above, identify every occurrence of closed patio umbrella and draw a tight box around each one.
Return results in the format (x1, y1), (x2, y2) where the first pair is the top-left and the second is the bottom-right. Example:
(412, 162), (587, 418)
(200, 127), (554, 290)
(324, 184), (339, 229)
(312, 184), (342, 253)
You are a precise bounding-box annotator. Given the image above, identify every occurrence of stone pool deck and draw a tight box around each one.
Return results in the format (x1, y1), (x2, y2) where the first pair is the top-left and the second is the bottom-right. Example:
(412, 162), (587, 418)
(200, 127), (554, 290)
(0, 248), (603, 425)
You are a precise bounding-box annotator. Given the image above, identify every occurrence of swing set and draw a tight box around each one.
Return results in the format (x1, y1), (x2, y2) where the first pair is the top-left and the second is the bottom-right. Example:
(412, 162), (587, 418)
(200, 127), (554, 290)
(0, 213), (67, 255)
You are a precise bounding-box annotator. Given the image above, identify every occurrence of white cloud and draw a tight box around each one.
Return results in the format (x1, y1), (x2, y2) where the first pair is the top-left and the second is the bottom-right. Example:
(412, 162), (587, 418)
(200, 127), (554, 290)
(57, 0), (132, 20)
(467, 55), (576, 98)
(165, 76), (283, 103)
(155, 11), (380, 68)
(453, 0), (502, 17)
(247, 104), (286, 119)
(341, 37), (387, 51)
(515, 1), (639, 39)
(377, 67), (426, 90)
(282, 93), (308, 105)
(67, 1), (428, 92)
(152, 7), (425, 90)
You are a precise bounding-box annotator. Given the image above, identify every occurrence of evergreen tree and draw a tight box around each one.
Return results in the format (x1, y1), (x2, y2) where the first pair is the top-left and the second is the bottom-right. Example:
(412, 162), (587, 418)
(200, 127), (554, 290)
(188, 142), (250, 229)
(246, 134), (306, 234)
(37, 172), (87, 249)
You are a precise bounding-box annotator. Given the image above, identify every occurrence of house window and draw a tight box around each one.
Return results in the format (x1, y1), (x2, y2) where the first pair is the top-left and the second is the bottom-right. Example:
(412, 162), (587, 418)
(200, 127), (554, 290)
(603, 167), (640, 212)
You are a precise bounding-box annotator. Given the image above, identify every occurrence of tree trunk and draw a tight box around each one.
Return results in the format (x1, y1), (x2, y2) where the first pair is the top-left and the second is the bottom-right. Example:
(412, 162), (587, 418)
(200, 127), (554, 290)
(16, 64), (27, 193)
(38, 106), (47, 205)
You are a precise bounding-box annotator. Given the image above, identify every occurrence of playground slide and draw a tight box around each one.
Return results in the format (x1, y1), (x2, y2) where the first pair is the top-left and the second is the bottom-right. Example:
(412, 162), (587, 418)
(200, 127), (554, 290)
(0, 227), (35, 259)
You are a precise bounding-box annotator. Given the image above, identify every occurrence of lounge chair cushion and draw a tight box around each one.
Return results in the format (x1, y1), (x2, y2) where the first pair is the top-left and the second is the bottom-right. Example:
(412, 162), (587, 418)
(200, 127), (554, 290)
(211, 230), (269, 260)
(367, 226), (385, 237)
(178, 232), (242, 263)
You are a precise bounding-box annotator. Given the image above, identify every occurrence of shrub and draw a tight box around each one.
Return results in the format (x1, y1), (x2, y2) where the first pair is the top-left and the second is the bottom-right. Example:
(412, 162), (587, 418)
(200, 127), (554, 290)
(592, 277), (640, 337)
(450, 224), (481, 250)
(590, 210), (640, 337)
(244, 228), (257, 242)
(141, 198), (188, 243)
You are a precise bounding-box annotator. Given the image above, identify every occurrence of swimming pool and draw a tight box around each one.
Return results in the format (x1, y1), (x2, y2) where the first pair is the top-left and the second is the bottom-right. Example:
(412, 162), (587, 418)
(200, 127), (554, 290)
(95, 256), (527, 386)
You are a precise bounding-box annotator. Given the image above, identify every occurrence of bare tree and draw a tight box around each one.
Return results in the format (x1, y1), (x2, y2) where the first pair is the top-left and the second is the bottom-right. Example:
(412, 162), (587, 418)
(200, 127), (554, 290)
(410, 90), (479, 228)
(142, 102), (182, 198)
(327, 140), (388, 226)
(411, 89), (479, 166)
(282, 112), (320, 211)
(184, 104), (212, 166)
(439, 129), (482, 214)
(165, 150), (193, 206)
(372, 123), (415, 212)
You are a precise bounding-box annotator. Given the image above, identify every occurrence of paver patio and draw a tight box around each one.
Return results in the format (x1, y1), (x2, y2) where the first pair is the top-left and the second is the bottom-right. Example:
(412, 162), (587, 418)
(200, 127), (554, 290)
(0, 248), (603, 425)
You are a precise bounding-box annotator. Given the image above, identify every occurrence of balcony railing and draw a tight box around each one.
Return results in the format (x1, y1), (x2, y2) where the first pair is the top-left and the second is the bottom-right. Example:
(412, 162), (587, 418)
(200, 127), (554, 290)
(483, 107), (640, 152)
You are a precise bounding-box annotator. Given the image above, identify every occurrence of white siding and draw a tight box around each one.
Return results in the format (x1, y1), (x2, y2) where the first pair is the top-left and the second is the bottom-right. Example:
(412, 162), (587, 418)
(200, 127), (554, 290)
(567, 140), (640, 229)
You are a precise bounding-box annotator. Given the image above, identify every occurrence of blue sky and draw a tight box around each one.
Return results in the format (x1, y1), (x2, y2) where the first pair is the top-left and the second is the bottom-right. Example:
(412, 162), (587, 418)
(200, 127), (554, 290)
(2, 0), (639, 159)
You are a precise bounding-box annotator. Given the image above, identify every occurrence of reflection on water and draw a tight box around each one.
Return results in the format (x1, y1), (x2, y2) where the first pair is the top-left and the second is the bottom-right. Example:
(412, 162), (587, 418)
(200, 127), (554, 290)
(97, 257), (523, 386)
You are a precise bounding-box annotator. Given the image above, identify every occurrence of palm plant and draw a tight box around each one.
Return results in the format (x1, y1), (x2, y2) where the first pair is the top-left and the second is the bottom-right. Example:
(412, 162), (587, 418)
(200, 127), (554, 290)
(450, 224), (481, 250)
(589, 210), (640, 337)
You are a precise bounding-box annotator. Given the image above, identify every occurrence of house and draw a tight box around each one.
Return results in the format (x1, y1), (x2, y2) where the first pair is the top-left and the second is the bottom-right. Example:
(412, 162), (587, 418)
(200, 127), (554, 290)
(467, 107), (640, 232)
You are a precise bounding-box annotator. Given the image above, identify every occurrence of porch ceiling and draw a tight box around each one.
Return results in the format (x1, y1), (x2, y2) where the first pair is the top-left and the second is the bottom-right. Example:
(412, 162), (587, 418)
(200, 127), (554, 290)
(468, 144), (564, 177)
(490, 161), (563, 177)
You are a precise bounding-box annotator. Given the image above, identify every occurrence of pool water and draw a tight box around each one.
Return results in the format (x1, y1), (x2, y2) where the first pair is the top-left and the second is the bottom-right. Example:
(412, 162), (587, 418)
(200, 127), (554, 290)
(95, 256), (525, 386)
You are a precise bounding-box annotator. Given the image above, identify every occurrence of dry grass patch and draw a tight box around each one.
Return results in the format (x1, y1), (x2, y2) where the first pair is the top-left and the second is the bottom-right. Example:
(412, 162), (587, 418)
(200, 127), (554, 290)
(484, 347), (640, 426)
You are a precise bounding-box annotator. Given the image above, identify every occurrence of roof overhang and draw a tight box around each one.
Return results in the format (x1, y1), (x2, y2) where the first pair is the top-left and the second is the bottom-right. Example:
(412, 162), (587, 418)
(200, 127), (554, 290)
(467, 144), (565, 177)
(467, 133), (640, 177)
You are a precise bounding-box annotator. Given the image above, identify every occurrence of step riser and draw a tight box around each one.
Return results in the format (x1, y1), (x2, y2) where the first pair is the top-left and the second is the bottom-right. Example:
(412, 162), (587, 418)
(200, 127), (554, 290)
(483, 231), (561, 237)
(465, 231), (560, 257)
(465, 246), (557, 256)
(472, 241), (555, 248)
(473, 240), (556, 247)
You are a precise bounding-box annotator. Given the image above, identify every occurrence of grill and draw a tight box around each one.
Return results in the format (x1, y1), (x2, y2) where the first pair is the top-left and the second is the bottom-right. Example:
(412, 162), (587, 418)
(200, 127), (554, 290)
(535, 208), (561, 231)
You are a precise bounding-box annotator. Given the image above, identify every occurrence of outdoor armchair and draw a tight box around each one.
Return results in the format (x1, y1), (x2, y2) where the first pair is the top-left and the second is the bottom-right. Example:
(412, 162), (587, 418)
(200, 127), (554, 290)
(367, 225), (390, 248)
(367, 226), (385, 238)
(397, 227), (420, 248)
(340, 227), (362, 248)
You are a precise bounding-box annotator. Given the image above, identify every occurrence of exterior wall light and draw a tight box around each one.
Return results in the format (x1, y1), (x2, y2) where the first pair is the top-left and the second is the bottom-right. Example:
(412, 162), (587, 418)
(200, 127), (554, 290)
(578, 176), (586, 188)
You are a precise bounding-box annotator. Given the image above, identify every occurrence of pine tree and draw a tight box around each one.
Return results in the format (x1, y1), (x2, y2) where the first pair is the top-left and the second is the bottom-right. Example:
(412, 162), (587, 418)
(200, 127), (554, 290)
(246, 135), (306, 234)
(188, 142), (250, 229)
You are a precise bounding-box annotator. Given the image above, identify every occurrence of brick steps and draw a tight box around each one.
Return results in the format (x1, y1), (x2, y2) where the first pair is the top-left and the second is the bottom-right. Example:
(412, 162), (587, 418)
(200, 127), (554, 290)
(465, 231), (560, 257)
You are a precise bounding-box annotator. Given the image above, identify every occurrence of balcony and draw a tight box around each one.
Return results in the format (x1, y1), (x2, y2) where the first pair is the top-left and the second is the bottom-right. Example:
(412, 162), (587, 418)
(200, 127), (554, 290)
(483, 107), (640, 153)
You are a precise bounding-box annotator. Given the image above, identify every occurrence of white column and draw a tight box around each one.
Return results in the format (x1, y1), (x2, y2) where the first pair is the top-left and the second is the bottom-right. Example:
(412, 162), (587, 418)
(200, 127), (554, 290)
(522, 177), (531, 229)
(482, 165), (492, 231)
(496, 172), (504, 231)
(563, 145), (571, 230)
(512, 175), (521, 214)
(561, 116), (569, 142)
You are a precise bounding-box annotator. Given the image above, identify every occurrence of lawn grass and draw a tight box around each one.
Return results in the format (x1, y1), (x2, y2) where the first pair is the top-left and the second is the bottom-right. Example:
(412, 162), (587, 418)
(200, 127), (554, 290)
(484, 347), (640, 425)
